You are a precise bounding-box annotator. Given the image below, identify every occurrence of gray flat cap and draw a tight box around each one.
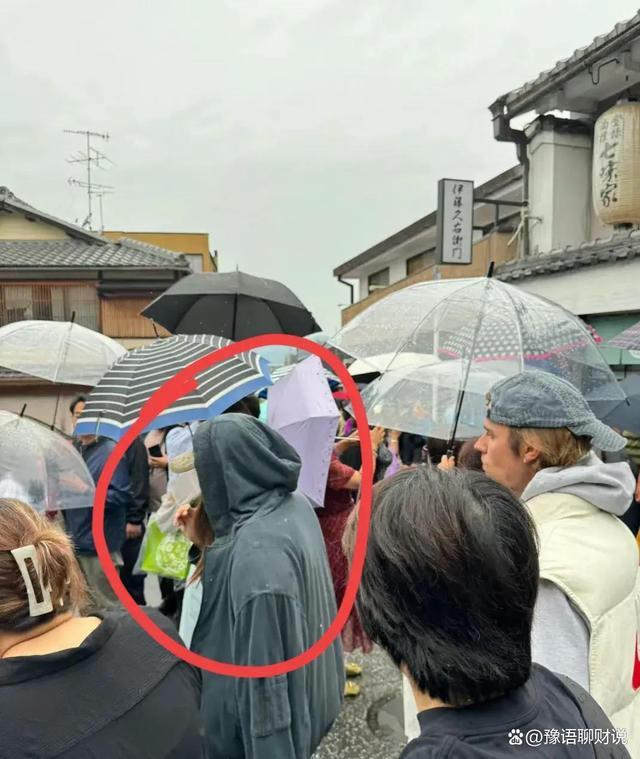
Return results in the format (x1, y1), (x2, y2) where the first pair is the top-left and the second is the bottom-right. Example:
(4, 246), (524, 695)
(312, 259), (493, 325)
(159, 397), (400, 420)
(487, 371), (627, 452)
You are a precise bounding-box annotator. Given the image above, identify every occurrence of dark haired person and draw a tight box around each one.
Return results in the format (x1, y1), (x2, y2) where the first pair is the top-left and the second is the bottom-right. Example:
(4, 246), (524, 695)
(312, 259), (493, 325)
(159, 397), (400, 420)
(67, 398), (132, 610)
(69, 394), (149, 606)
(476, 371), (639, 751)
(0, 498), (203, 757)
(344, 468), (631, 758)
(69, 394), (87, 430)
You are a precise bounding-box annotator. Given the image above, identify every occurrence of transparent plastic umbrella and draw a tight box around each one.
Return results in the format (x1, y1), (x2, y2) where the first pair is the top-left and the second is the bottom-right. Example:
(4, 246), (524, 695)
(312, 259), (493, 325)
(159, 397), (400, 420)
(352, 278), (624, 441)
(348, 352), (438, 379)
(607, 319), (640, 351)
(328, 278), (474, 371)
(0, 411), (95, 511)
(0, 320), (126, 386)
(361, 360), (506, 439)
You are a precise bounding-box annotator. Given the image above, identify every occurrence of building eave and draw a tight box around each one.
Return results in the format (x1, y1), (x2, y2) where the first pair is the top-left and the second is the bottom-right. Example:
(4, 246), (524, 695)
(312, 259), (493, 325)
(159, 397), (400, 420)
(489, 12), (640, 119)
(333, 164), (523, 278)
(496, 230), (640, 282)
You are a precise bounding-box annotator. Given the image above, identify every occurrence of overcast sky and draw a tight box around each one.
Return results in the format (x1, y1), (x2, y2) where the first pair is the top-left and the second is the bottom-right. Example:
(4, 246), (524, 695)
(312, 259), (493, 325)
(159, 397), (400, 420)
(1, 1), (638, 333)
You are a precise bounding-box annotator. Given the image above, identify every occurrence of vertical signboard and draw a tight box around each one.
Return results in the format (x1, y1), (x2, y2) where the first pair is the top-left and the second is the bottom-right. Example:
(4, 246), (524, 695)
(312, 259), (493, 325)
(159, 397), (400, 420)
(436, 179), (474, 265)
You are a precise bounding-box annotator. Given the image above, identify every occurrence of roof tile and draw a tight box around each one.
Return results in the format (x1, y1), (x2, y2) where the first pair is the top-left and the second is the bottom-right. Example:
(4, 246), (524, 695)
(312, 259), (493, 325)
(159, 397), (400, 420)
(0, 238), (191, 270)
(495, 12), (640, 113)
(497, 231), (640, 282)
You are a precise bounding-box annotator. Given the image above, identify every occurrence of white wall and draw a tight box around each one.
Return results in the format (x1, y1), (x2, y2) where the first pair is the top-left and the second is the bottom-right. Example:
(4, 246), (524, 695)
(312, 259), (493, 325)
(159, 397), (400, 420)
(512, 258), (640, 315)
(527, 125), (592, 255)
(0, 212), (68, 240)
(390, 257), (407, 285)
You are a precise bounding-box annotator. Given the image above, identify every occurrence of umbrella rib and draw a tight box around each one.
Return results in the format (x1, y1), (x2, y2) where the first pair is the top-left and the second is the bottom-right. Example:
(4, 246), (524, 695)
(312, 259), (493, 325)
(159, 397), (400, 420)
(498, 284), (525, 374)
(389, 278), (482, 362)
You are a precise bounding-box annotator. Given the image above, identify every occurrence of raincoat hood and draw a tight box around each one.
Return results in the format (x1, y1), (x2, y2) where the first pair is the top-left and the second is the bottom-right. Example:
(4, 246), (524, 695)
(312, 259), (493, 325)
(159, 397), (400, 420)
(193, 413), (301, 538)
(521, 451), (635, 516)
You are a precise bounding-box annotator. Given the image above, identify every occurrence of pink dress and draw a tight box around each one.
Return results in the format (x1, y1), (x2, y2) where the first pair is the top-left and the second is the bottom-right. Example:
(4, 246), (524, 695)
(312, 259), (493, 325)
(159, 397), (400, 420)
(316, 453), (373, 654)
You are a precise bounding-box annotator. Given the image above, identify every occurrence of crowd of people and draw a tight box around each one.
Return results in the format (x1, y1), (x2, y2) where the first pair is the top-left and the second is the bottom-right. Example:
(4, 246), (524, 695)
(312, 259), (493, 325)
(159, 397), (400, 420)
(0, 369), (639, 758)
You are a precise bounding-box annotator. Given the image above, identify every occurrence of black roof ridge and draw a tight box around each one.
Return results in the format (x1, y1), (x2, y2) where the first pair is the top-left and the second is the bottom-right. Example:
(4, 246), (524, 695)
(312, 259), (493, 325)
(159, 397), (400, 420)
(490, 11), (640, 118)
(497, 228), (640, 281)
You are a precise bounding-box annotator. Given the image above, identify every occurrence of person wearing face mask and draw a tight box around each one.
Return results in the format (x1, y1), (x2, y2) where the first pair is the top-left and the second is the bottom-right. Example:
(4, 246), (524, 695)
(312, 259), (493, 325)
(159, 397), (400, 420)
(474, 371), (640, 754)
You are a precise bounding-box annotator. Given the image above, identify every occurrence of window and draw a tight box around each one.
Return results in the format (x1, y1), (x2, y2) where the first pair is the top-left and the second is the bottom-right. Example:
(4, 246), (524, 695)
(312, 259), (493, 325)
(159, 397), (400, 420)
(367, 267), (389, 295)
(0, 285), (99, 330)
(406, 250), (434, 277)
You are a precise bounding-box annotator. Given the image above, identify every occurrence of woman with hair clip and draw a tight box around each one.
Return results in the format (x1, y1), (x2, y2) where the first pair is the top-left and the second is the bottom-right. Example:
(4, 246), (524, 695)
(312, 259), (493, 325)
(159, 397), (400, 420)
(0, 499), (203, 758)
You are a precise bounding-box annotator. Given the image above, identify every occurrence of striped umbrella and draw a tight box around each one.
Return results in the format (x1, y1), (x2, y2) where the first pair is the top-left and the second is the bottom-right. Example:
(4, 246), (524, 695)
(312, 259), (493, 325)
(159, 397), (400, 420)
(75, 335), (271, 441)
(257, 363), (339, 399)
(270, 363), (339, 384)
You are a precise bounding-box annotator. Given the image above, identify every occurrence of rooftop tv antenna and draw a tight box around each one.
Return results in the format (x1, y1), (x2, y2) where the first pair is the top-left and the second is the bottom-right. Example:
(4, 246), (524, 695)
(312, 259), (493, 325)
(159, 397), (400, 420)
(64, 129), (113, 231)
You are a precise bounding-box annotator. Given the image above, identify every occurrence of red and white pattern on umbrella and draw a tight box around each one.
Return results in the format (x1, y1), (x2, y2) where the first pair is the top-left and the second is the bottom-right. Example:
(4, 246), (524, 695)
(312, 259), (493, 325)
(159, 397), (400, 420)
(438, 316), (602, 363)
(607, 320), (640, 351)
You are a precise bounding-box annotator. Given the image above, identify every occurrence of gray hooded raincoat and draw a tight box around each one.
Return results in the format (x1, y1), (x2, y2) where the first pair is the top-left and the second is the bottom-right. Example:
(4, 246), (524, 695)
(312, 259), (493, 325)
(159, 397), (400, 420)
(191, 414), (344, 759)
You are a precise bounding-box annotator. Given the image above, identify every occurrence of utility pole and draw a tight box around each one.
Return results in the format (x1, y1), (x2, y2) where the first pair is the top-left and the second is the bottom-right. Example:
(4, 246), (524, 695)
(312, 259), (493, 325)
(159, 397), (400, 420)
(64, 129), (113, 231)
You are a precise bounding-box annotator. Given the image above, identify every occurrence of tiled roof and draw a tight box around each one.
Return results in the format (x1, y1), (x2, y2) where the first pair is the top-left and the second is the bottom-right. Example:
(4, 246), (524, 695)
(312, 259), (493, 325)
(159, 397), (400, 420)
(0, 237), (191, 270)
(491, 12), (640, 117)
(496, 229), (640, 282)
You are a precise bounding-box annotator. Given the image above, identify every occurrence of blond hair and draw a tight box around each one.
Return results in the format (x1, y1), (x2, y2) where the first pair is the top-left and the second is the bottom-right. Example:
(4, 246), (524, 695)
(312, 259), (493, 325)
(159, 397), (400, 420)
(0, 499), (87, 631)
(508, 427), (591, 470)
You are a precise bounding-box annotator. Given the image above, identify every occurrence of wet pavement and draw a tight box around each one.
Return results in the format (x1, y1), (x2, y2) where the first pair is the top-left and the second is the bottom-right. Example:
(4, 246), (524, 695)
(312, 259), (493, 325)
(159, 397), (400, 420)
(313, 646), (407, 759)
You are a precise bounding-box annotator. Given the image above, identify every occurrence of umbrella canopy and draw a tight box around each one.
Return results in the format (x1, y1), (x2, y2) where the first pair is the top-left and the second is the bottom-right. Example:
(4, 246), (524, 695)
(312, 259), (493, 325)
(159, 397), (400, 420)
(329, 278), (473, 365)
(607, 320), (640, 351)
(75, 334), (272, 441)
(360, 360), (504, 439)
(267, 356), (340, 507)
(0, 411), (95, 511)
(0, 320), (126, 386)
(398, 279), (620, 404)
(348, 352), (438, 378)
(342, 278), (624, 442)
(599, 374), (640, 435)
(141, 271), (321, 340)
(270, 363), (339, 385)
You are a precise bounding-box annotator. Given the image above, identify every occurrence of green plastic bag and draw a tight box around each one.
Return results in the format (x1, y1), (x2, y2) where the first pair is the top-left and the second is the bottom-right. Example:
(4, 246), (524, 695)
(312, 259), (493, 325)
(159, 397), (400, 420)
(140, 519), (191, 581)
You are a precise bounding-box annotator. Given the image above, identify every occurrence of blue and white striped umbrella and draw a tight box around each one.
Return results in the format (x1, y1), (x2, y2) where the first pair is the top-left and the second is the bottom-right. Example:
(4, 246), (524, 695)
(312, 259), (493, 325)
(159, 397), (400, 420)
(75, 334), (271, 441)
(270, 363), (339, 385)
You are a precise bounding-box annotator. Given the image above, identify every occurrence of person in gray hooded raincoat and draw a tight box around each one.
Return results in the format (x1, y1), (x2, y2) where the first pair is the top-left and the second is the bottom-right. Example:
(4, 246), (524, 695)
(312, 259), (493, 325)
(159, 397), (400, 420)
(176, 413), (344, 759)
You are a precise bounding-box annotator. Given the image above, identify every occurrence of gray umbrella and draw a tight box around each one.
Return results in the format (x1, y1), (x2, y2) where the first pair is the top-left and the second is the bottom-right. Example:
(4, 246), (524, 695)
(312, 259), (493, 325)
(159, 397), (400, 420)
(141, 271), (321, 340)
(599, 374), (640, 435)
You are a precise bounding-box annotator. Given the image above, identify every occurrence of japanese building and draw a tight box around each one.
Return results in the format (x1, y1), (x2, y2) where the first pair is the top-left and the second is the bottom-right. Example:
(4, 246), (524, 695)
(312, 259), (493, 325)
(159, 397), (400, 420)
(333, 10), (640, 372)
(0, 185), (192, 429)
(491, 11), (640, 372)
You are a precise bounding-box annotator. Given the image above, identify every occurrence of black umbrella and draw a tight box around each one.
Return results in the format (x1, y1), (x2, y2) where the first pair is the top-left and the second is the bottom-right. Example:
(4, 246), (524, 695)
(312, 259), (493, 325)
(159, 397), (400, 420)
(142, 271), (321, 340)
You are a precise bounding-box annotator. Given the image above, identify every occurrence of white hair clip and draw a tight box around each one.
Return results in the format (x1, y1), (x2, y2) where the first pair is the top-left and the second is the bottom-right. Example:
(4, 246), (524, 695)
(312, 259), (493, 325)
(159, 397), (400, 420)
(10, 545), (53, 617)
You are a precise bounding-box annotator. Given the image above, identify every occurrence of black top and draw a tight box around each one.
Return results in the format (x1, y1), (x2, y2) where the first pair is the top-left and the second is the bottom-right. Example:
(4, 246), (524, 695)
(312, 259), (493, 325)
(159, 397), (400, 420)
(0, 610), (203, 758)
(124, 436), (151, 524)
(401, 665), (630, 758)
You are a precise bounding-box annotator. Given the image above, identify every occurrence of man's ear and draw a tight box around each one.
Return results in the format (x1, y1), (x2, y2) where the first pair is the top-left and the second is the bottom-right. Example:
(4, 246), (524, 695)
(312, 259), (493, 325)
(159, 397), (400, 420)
(522, 444), (541, 466)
